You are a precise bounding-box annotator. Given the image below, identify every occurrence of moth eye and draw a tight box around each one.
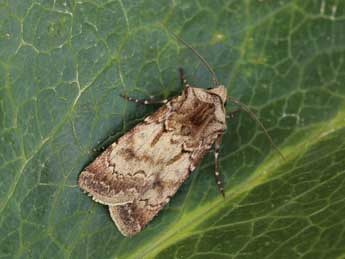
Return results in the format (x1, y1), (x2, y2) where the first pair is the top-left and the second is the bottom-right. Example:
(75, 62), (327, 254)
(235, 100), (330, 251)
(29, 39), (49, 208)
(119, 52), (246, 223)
(207, 87), (212, 90)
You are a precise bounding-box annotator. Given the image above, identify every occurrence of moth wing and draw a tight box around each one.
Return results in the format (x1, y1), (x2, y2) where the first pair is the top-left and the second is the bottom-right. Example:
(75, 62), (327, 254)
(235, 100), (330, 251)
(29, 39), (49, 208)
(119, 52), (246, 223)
(78, 146), (150, 205)
(78, 104), (183, 206)
(108, 148), (210, 236)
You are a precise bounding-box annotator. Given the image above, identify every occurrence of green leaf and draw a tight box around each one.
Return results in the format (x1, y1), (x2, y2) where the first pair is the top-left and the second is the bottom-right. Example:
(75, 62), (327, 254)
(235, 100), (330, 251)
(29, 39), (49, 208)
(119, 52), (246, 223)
(1, 1), (345, 258)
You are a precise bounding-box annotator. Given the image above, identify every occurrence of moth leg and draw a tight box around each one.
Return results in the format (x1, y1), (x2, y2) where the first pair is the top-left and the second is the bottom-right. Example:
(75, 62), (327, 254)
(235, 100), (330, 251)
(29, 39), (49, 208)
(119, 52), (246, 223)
(179, 68), (190, 88)
(120, 94), (168, 105)
(214, 134), (225, 198)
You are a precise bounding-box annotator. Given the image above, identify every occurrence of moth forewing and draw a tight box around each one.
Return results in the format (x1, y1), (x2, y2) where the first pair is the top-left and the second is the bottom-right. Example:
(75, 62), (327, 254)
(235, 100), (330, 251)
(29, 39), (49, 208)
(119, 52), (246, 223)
(78, 85), (228, 236)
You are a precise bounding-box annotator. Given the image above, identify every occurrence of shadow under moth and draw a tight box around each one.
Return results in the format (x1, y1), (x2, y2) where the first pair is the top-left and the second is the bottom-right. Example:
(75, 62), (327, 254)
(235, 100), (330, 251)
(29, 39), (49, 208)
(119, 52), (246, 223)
(78, 35), (283, 237)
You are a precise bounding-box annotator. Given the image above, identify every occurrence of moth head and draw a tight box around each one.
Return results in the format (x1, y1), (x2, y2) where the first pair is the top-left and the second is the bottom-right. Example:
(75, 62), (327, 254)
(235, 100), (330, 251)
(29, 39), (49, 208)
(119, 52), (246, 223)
(208, 85), (227, 104)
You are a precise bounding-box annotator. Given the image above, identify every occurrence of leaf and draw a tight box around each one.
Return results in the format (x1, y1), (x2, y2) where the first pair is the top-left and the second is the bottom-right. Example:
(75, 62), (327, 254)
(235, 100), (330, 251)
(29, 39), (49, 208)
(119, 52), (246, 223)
(1, 1), (345, 258)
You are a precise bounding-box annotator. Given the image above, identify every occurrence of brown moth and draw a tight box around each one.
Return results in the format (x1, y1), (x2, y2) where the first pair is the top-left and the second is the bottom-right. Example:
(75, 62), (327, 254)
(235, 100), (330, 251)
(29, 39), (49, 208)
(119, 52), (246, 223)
(78, 35), (283, 237)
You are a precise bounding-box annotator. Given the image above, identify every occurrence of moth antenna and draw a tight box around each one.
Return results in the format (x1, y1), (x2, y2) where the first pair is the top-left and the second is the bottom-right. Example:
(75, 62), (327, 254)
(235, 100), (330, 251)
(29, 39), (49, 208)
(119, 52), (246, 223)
(227, 96), (286, 160)
(171, 32), (219, 87)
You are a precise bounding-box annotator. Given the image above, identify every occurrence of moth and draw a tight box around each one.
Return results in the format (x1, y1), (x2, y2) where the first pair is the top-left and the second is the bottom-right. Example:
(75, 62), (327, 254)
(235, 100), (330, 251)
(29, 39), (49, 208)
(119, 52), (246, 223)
(78, 35), (283, 237)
